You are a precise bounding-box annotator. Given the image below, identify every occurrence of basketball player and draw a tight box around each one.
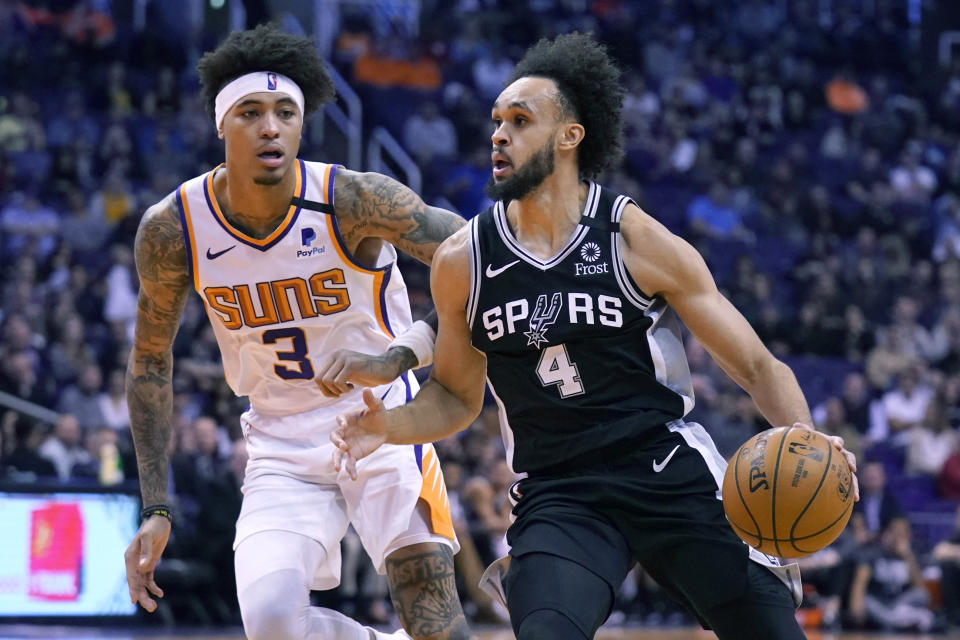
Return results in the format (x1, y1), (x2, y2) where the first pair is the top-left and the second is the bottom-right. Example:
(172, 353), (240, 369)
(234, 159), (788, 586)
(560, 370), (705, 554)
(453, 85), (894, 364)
(330, 34), (860, 639)
(122, 25), (470, 640)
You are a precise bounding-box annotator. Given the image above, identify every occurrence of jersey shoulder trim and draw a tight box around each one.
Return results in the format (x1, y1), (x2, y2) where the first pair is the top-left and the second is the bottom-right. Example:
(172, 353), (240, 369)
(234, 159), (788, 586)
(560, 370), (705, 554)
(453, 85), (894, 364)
(610, 193), (654, 309)
(175, 182), (200, 292)
(466, 216), (483, 328)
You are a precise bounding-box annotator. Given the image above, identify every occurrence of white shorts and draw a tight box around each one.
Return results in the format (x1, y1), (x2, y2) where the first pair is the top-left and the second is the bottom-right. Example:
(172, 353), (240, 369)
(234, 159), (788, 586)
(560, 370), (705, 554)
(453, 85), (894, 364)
(233, 381), (458, 590)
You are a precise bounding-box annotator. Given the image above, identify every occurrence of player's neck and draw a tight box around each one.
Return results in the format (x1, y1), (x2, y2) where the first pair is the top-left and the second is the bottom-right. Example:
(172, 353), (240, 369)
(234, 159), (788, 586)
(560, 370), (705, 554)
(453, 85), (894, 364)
(214, 162), (298, 239)
(506, 167), (587, 259)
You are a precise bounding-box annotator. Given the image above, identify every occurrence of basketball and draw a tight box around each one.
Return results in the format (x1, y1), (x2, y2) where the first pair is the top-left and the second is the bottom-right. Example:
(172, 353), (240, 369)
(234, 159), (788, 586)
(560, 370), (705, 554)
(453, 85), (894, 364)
(722, 426), (854, 558)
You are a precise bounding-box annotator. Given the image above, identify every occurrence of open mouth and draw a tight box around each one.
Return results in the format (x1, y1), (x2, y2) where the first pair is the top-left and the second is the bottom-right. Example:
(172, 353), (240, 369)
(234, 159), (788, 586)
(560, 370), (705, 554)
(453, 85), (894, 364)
(492, 159), (512, 178)
(258, 150), (284, 167)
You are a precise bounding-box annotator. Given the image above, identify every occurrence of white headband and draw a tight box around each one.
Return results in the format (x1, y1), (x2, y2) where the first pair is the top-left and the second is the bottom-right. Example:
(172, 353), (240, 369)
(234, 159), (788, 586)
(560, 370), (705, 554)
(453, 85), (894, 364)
(214, 71), (305, 133)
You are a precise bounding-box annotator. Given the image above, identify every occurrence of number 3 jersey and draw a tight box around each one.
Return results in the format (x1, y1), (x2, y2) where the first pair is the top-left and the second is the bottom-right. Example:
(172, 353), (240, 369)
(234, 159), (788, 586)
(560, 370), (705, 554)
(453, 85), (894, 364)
(467, 182), (695, 474)
(175, 160), (415, 416)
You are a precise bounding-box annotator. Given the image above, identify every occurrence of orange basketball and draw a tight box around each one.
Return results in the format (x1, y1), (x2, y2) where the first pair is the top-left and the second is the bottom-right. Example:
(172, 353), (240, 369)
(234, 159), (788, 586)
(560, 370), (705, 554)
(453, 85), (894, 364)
(721, 426), (854, 558)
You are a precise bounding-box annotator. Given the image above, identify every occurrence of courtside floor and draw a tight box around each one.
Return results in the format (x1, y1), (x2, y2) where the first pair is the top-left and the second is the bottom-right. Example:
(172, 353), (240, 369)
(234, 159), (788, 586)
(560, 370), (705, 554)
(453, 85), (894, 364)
(0, 626), (947, 639)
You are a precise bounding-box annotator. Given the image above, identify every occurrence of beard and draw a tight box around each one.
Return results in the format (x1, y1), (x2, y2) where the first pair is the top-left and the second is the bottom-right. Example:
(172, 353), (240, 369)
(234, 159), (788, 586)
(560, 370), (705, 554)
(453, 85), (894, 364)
(484, 143), (555, 203)
(253, 172), (284, 186)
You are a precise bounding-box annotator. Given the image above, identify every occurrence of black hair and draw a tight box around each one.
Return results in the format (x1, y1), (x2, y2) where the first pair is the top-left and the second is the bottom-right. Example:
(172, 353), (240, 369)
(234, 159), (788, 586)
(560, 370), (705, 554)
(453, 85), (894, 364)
(509, 32), (625, 179)
(197, 23), (335, 120)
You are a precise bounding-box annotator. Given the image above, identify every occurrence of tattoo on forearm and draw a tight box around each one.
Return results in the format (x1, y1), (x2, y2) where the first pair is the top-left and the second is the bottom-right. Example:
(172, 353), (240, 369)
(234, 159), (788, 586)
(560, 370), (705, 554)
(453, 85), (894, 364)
(338, 171), (465, 264)
(127, 197), (191, 506)
(386, 546), (469, 639)
(127, 357), (173, 506)
(384, 347), (419, 374)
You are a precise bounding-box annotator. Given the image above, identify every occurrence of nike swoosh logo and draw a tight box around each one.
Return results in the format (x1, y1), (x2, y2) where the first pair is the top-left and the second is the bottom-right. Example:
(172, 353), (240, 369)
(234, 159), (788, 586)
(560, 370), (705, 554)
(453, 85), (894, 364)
(485, 260), (520, 278)
(206, 245), (236, 260)
(652, 444), (681, 473)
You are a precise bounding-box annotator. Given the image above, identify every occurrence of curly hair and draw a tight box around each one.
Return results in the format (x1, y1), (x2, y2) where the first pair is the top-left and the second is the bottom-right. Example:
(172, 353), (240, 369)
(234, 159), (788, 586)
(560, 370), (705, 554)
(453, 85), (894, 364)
(509, 32), (625, 179)
(197, 24), (335, 120)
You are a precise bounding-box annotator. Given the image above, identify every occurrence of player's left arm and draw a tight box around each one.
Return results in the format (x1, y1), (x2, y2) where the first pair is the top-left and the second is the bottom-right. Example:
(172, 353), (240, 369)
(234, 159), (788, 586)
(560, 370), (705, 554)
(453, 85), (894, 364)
(620, 203), (859, 494)
(333, 168), (466, 264)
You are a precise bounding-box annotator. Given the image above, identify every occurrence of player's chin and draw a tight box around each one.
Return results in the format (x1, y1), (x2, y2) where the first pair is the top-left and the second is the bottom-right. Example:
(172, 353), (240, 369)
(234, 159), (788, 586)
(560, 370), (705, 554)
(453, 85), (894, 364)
(252, 169), (285, 186)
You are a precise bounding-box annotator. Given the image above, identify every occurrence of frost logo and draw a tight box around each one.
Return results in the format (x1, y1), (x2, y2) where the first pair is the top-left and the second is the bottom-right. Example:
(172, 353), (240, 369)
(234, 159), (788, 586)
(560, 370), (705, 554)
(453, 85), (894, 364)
(267, 73), (278, 90)
(575, 240), (609, 276)
(297, 227), (325, 258)
(524, 293), (562, 348)
(580, 242), (601, 262)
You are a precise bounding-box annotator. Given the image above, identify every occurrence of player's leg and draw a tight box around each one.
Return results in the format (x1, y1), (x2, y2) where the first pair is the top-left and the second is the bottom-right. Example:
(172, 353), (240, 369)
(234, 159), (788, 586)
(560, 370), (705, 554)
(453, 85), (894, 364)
(640, 542), (806, 640)
(345, 443), (469, 640)
(384, 539), (470, 640)
(699, 560), (807, 640)
(236, 529), (398, 640)
(502, 552), (614, 640)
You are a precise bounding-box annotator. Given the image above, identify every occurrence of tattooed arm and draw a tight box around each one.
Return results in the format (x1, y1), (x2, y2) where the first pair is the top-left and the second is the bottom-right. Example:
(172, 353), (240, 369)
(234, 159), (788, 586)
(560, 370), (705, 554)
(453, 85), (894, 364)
(123, 195), (191, 612)
(334, 169), (466, 264)
(315, 171), (464, 395)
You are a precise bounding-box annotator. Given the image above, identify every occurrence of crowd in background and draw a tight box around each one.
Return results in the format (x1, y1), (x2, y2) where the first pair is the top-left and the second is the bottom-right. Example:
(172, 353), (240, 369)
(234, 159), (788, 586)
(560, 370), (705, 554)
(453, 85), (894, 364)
(2, 0), (960, 633)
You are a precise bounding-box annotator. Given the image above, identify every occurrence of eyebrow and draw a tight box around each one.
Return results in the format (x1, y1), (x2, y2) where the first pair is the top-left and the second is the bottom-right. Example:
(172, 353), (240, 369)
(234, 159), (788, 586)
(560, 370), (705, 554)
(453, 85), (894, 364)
(493, 100), (534, 113)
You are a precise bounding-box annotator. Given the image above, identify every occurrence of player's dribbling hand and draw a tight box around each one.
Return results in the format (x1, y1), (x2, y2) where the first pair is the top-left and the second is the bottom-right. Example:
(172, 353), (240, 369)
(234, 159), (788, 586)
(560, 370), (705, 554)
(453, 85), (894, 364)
(315, 349), (407, 398)
(332, 388), (389, 480)
(793, 421), (860, 502)
(123, 515), (170, 612)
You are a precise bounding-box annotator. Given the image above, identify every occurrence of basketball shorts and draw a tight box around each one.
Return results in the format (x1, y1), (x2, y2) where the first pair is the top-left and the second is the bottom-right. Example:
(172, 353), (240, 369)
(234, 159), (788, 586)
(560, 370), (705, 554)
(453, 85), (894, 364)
(495, 419), (801, 625)
(233, 381), (458, 590)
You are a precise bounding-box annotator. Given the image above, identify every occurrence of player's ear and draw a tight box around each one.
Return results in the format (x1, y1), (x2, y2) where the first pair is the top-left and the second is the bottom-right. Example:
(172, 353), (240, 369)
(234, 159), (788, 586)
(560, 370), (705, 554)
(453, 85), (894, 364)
(557, 122), (584, 151)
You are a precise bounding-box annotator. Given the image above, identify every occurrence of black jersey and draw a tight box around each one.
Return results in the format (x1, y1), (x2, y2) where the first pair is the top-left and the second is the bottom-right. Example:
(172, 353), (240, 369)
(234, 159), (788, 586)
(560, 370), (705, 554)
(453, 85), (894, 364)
(467, 182), (695, 474)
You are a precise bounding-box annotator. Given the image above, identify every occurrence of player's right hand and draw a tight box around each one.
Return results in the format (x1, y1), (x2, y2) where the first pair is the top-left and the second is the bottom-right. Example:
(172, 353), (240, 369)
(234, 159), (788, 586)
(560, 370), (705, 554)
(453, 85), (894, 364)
(332, 388), (389, 480)
(314, 348), (407, 398)
(123, 515), (170, 612)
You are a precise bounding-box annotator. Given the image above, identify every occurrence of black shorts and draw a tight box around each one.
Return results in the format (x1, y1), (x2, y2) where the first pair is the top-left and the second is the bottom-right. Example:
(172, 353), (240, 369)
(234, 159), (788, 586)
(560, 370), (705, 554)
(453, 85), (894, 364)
(504, 425), (798, 633)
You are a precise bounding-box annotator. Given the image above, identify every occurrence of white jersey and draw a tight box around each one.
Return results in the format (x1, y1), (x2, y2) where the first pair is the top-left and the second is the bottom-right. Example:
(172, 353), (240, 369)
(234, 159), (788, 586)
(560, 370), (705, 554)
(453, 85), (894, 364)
(175, 159), (415, 416)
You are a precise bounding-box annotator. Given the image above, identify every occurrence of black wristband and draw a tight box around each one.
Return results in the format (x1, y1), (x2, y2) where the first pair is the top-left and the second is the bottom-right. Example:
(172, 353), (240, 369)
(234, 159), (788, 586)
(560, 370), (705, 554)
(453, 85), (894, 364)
(141, 504), (173, 523)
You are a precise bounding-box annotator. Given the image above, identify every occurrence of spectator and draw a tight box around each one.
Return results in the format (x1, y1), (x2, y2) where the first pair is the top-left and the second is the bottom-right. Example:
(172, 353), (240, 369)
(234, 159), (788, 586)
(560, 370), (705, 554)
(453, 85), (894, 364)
(905, 387), (958, 477)
(72, 425), (125, 485)
(46, 312), (97, 387)
(881, 365), (934, 437)
(852, 461), (904, 543)
(932, 506), (960, 632)
(0, 350), (55, 408)
(87, 162), (134, 226)
(56, 363), (106, 431)
(97, 368), (130, 434)
(4, 417), (57, 480)
(940, 440), (960, 499)
(889, 143), (937, 204)
(932, 194), (960, 263)
(0, 191), (59, 259)
(471, 47), (513, 102)
(38, 413), (92, 481)
(686, 181), (751, 241)
(402, 101), (458, 164)
(814, 396), (863, 467)
(847, 518), (934, 632)
(824, 67), (869, 115)
(102, 244), (138, 335)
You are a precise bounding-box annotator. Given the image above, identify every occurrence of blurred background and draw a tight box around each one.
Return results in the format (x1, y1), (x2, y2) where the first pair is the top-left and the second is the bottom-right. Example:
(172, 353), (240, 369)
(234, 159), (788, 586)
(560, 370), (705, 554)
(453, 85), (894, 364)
(2, 0), (960, 636)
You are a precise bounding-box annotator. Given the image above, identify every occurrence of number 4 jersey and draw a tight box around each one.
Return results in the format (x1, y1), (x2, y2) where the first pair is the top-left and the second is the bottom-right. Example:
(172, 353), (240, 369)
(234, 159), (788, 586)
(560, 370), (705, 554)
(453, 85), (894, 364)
(175, 160), (415, 416)
(467, 182), (695, 474)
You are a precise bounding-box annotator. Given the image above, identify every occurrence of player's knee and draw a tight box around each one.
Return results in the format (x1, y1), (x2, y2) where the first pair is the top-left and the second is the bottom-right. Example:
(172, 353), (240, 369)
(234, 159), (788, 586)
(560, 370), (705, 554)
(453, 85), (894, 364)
(238, 572), (308, 640)
(515, 608), (588, 640)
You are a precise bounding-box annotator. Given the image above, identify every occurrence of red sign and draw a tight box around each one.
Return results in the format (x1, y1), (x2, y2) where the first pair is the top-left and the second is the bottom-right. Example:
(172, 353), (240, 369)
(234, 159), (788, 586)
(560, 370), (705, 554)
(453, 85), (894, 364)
(28, 503), (83, 601)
